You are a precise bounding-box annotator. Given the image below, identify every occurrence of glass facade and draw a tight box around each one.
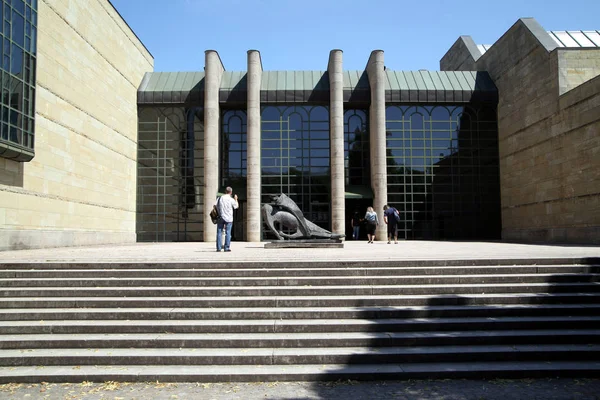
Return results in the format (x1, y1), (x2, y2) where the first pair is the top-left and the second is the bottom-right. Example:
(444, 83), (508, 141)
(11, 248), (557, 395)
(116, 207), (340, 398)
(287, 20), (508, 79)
(137, 106), (205, 242)
(386, 105), (501, 240)
(261, 105), (330, 238)
(0, 0), (37, 161)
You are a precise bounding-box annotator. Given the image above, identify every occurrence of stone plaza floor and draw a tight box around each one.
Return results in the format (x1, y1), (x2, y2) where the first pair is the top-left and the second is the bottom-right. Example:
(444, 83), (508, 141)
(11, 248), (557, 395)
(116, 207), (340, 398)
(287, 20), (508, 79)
(0, 240), (599, 264)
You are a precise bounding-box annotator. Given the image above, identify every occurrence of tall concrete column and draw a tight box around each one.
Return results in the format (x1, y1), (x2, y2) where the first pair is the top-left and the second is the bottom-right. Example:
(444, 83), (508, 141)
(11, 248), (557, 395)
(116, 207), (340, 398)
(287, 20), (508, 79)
(366, 50), (387, 241)
(328, 49), (345, 238)
(246, 50), (263, 242)
(203, 50), (225, 242)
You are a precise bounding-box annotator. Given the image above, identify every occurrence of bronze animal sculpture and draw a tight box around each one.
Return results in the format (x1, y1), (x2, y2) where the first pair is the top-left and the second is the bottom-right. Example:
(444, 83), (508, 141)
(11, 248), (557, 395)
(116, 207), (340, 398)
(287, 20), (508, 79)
(262, 193), (344, 240)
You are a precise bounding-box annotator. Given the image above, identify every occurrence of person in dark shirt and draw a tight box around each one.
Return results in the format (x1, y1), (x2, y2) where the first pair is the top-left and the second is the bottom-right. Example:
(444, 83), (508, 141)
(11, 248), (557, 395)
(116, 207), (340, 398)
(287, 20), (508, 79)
(383, 204), (399, 244)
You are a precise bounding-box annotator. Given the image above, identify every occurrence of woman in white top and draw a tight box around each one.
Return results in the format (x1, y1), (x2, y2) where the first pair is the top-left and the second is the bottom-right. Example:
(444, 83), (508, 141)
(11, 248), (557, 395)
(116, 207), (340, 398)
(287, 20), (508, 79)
(364, 206), (379, 243)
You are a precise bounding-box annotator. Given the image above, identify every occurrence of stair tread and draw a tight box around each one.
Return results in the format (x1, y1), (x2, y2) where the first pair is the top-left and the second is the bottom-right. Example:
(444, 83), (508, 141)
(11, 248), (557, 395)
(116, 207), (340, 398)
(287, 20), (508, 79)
(2, 329), (599, 341)
(2, 272), (598, 280)
(1, 344), (598, 357)
(2, 304), (599, 313)
(2, 315), (599, 327)
(0, 361), (599, 381)
(3, 282), (599, 290)
(2, 292), (599, 300)
(1, 261), (596, 270)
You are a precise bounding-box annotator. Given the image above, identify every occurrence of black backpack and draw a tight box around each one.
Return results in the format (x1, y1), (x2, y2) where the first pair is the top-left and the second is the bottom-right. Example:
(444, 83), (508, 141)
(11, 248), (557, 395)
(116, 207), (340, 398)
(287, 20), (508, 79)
(209, 197), (221, 224)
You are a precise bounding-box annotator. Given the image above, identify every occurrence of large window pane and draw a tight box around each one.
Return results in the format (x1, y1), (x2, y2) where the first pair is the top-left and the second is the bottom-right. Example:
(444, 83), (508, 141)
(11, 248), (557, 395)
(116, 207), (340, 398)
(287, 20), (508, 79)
(386, 104), (500, 240)
(136, 106), (205, 242)
(12, 11), (24, 46)
(0, 0), (37, 159)
(261, 105), (330, 238)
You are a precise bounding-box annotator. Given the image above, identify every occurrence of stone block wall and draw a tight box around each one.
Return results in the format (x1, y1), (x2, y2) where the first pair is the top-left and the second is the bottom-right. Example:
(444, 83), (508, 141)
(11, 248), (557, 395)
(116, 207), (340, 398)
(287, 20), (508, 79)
(440, 36), (481, 72)
(501, 74), (600, 243)
(558, 49), (600, 95)
(0, 0), (153, 250)
(441, 18), (600, 244)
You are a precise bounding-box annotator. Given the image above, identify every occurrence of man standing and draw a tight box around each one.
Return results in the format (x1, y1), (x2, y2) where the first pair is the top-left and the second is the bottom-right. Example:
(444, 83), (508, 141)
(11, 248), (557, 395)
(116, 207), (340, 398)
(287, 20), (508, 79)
(216, 186), (239, 252)
(383, 204), (399, 244)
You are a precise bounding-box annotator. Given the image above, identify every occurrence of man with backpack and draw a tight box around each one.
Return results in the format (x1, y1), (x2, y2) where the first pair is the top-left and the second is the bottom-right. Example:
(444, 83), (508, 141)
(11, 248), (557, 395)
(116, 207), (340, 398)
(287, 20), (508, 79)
(383, 204), (400, 244)
(215, 186), (239, 252)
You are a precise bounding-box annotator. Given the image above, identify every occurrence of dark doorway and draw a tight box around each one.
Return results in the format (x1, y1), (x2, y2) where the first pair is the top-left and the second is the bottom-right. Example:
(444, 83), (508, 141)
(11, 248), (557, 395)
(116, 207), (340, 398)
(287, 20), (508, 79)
(345, 198), (372, 241)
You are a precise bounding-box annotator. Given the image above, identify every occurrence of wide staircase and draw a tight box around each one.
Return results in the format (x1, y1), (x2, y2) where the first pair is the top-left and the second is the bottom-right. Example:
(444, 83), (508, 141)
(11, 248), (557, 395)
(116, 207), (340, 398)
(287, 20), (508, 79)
(0, 257), (599, 383)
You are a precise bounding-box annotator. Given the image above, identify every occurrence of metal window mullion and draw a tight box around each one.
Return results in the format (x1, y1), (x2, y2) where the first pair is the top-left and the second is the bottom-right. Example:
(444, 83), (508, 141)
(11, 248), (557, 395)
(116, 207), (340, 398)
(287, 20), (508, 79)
(153, 116), (160, 242)
(161, 119), (168, 242)
(287, 114), (292, 195)
(279, 115), (283, 190)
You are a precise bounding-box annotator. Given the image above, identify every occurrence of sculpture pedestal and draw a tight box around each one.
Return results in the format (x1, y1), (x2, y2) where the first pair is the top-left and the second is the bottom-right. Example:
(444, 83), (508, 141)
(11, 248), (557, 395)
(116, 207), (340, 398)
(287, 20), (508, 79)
(264, 239), (343, 249)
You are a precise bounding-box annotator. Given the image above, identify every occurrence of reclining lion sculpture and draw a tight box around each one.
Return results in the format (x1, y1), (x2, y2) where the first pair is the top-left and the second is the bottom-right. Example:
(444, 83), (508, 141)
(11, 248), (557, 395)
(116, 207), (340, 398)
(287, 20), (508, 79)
(262, 193), (344, 240)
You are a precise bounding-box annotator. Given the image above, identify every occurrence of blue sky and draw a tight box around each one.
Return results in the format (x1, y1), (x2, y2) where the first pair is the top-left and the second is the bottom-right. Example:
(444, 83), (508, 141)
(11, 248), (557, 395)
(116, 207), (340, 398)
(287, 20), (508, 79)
(110, 0), (600, 72)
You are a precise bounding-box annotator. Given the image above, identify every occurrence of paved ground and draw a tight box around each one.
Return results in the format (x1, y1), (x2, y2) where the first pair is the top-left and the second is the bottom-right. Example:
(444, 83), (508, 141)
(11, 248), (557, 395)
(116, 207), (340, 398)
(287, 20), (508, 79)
(0, 378), (599, 399)
(0, 240), (599, 264)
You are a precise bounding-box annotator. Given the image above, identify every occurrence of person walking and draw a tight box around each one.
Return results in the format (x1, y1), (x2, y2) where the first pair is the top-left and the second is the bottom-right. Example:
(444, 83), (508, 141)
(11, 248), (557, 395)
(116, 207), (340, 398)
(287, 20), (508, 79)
(351, 210), (361, 240)
(364, 206), (379, 243)
(383, 204), (399, 244)
(216, 186), (239, 252)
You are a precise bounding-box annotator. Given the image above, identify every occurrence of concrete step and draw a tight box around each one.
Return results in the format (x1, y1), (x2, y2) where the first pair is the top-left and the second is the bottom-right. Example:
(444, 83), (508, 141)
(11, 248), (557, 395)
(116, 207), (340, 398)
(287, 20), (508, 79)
(1, 273), (598, 287)
(1, 316), (599, 334)
(2, 292), (599, 308)
(2, 258), (597, 270)
(2, 304), (599, 321)
(1, 361), (599, 383)
(0, 344), (598, 367)
(1, 282), (599, 298)
(1, 258), (598, 383)
(0, 265), (597, 278)
(1, 329), (599, 349)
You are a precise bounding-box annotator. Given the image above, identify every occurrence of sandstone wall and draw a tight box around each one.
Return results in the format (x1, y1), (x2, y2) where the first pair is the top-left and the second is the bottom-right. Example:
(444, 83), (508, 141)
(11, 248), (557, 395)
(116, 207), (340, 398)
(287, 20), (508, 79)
(0, 0), (154, 250)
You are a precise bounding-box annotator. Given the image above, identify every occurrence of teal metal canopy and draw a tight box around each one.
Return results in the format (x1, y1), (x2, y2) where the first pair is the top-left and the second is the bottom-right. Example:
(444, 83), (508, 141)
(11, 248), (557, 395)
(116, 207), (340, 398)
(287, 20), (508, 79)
(260, 71), (329, 102)
(384, 70), (497, 103)
(137, 70), (497, 105)
(137, 71), (205, 104)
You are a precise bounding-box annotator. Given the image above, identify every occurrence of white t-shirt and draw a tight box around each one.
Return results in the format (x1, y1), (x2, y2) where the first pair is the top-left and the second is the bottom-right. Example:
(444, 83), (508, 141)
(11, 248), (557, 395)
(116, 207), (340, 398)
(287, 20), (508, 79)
(216, 195), (239, 223)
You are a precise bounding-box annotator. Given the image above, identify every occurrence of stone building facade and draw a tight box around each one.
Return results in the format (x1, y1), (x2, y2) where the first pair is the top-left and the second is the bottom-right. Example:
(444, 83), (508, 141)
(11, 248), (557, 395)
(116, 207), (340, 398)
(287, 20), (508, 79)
(0, 0), (153, 250)
(441, 18), (600, 244)
(1, 9), (597, 250)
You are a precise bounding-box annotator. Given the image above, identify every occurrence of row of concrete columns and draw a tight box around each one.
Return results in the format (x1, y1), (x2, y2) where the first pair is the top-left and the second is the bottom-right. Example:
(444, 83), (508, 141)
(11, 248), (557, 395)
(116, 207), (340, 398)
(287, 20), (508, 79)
(203, 49), (388, 242)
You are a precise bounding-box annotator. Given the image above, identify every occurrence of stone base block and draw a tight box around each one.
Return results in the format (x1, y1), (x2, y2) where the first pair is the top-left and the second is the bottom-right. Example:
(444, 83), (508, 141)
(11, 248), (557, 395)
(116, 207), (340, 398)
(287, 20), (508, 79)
(503, 227), (600, 245)
(264, 239), (344, 249)
(0, 229), (136, 251)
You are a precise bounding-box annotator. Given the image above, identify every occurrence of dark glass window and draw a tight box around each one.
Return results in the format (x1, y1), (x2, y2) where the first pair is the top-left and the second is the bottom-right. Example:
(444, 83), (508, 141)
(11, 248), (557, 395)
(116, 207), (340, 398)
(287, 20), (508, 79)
(221, 110), (247, 190)
(13, 0), (25, 15)
(344, 109), (369, 186)
(12, 10), (23, 46)
(386, 105), (500, 240)
(136, 106), (205, 242)
(0, 0), (36, 161)
(261, 105), (330, 238)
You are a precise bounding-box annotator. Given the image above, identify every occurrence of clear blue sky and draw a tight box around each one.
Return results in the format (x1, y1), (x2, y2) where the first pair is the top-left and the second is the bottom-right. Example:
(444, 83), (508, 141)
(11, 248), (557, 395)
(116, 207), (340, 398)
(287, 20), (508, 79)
(110, 0), (600, 72)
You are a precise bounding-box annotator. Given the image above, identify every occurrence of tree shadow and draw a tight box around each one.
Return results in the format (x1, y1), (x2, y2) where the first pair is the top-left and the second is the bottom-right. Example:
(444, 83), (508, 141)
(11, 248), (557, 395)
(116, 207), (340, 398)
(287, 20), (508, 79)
(306, 257), (600, 395)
